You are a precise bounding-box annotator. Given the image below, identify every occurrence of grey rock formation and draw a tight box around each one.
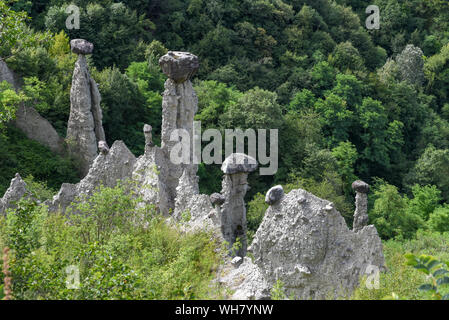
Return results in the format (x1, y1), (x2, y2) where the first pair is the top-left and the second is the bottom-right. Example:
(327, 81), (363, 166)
(49, 141), (136, 213)
(67, 41), (106, 176)
(231, 256), (243, 268)
(132, 147), (167, 214)
(352, 180), (370, 233)
(173, 169), (220, 231)
(352, 180), (370, 194)
(70, 39), (94, 55)
(14, 104), (66, 155)
(218, 257), (271, 300)
(0, 59), (20, 90)
(220, 153), (258, 257)
(160, 79), (198, 153)
(129, 53), (201, 216)
(159, 51), (199, 83)
(265, 185), (284, 205)
(249, 188), (385, 300)
(0, 173), (29, 215)
(143, 124), (154, 152)
(98, 140), (109, 155)
(47, 183), (77, 213)
(78, 140), (135, 193)
(210, 193), (225, 207)
(158, 51), (200, 214)
(173, 168), (199, 218)
(3, 45), (390, 300)
(221, 153), (258, 175)
(1, 59), (65, 155)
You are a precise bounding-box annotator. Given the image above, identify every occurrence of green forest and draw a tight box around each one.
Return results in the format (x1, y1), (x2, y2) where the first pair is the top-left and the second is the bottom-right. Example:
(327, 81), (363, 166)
(1, 0), (449, 300)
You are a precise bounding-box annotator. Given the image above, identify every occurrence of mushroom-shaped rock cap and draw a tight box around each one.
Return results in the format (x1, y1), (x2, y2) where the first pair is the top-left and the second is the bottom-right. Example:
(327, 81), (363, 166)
(159, 51), (199, 83)
(265, 185), (284, 205)
(143, 124), (152, 133)
(98, 140), (110, 155)
(221, 153), (258, 174)
(352, 180), (370, 193)
(210, 193), (225, 206)
(70, 39), (94, 55)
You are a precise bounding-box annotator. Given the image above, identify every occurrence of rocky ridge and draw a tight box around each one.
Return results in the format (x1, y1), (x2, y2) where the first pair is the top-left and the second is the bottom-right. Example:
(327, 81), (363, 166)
(1, 49), (385, 300)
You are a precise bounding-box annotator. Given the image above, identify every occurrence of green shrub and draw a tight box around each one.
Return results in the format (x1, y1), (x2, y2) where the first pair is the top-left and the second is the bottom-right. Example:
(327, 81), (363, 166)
(271, 280), (287, 300)
(4, 199), (48, 299)
(370, 183), (424, 240)
(429, 206), (449, 233)
(67, 182), (151, 245)
(1, 182), (222, 300)
(405, 253), (449, 300)
(351, 240), (427, 300)
(0, 81), (24, 130)
(352, 231), (449, 300)
(286, 169), (353, 223)
(23, 175), (55, 202)
(0, 126), (79, 195)
(406, 185), (442, 221)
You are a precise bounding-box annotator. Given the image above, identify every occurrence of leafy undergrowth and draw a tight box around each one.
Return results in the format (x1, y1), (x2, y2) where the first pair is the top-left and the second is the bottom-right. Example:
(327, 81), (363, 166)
(0, 126), (79, 196)
(2, 181), (449, 300)
(0, 183), (223, 300)
(352, 230), (449, 300)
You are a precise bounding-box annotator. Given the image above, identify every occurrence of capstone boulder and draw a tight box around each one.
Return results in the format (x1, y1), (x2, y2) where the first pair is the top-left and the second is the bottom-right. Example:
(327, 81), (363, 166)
(265, 185), (284, 205)
(70, 39), (94, 55)
(159, 51), (199, 83)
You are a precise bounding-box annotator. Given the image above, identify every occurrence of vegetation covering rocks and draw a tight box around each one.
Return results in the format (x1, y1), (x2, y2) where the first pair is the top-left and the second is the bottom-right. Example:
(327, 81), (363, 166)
(1, 0), (449, 300)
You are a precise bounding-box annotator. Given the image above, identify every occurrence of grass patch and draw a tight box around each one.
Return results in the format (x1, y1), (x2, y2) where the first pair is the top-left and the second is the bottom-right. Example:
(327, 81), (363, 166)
(352, 230), (449, 300)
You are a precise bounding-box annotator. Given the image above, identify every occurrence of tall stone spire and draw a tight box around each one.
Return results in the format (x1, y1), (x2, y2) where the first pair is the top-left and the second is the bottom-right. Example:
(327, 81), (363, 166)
(352, 180), (370, 232)
(158, 51), (200, 211)
(67, 39), (106, 176)
(220, 153), (258, 257)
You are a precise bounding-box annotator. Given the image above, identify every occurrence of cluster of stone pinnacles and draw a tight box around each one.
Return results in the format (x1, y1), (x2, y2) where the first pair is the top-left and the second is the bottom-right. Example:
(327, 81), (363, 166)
(0, 39), (385, 300)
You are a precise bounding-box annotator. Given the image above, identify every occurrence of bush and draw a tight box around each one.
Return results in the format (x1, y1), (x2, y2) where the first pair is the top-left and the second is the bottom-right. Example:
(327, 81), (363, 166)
(0, 183), (223, 300)
(405, 253), (449, 300)
(352, 231), (449, 300)
(429, 206), (449, 233)
(369, 183), (424, 240)
(0, 126), (79, 196)
(23, 175), (55, 202)
(4, 199), (48, 299)
(44, 2), (154, 70)
(93, 66), (160, 155)
(0, 81), (24, 130)
(406, 185), (442, 221)
(67, 182), (151, 245)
